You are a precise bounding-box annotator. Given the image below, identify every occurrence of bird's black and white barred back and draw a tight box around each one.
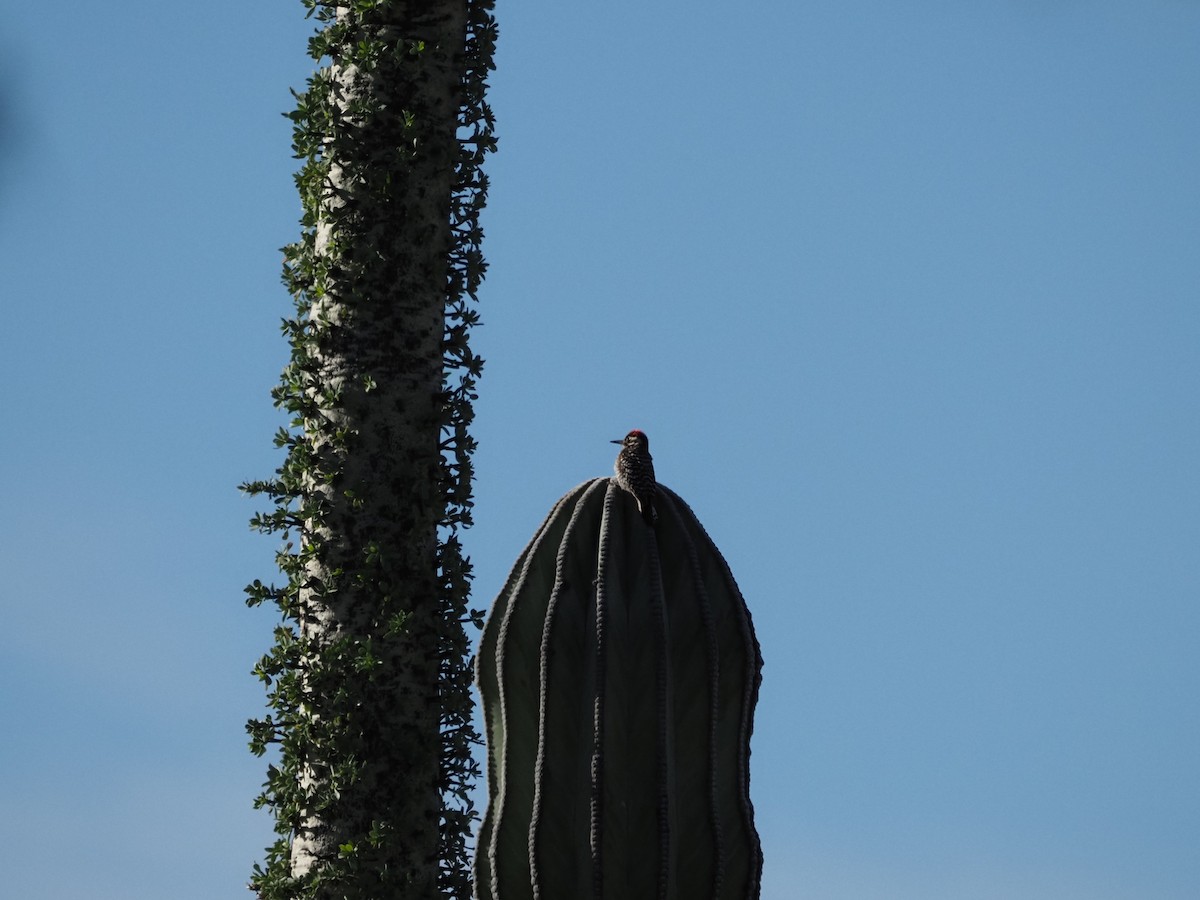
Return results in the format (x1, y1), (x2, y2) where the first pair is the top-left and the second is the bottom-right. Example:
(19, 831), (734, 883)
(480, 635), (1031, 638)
(611, 429), (658, 525)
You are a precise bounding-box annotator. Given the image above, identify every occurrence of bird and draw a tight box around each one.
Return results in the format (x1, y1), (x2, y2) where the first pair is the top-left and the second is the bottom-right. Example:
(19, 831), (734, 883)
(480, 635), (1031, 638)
(611, 429), (658, 525)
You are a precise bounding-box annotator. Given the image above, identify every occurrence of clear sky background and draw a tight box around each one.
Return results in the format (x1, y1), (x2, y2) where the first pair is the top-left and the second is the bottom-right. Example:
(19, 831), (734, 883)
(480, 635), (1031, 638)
(2, 2), (1197, 898)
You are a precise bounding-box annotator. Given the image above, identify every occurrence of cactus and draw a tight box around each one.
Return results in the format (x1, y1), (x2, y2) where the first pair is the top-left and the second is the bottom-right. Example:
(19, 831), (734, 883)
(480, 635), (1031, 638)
(475, 478), (763, 900)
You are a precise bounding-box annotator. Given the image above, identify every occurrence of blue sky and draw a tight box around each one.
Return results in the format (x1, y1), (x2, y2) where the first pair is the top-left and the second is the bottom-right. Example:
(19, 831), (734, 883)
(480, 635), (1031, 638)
(3, 2), (1198, 898)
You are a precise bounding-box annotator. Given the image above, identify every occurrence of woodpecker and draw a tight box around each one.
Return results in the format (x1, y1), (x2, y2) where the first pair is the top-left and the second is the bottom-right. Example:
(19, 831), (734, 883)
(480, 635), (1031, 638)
(611, 429), (658, 525)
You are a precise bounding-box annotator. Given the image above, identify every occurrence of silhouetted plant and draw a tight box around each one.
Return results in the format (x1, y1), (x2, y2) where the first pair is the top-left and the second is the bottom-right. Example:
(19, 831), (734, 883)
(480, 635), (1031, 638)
(476, 478), (763, 900)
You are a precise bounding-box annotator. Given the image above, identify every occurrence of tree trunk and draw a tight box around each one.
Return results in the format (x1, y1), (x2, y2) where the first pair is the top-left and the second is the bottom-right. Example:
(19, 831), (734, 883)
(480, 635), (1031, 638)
(245, 2), (496, 897)
(288, 5), (466, 888)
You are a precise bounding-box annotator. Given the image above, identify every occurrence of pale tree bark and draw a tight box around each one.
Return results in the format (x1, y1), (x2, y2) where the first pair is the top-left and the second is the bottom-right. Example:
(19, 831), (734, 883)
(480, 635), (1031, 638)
(245, 2), (495, 898)
(290, 5), (464, 886)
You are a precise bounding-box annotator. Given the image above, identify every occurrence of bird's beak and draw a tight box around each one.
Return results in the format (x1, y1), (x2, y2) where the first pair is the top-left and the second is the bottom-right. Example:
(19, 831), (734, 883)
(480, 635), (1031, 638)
(610, 439), (621, 444)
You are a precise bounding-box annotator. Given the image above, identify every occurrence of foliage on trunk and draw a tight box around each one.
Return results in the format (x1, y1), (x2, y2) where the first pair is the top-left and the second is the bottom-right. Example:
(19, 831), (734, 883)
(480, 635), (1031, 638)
(243, 2), (496, 898)
(475, 479), (764, 900)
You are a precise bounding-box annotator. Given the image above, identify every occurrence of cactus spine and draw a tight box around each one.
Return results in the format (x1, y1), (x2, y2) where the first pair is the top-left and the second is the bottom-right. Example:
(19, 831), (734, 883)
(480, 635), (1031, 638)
(476, 478), (763, 900)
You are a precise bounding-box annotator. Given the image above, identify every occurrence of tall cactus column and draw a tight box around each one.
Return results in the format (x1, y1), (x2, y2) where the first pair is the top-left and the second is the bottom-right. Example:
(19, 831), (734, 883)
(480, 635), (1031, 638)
(475, 478), (763, 900)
